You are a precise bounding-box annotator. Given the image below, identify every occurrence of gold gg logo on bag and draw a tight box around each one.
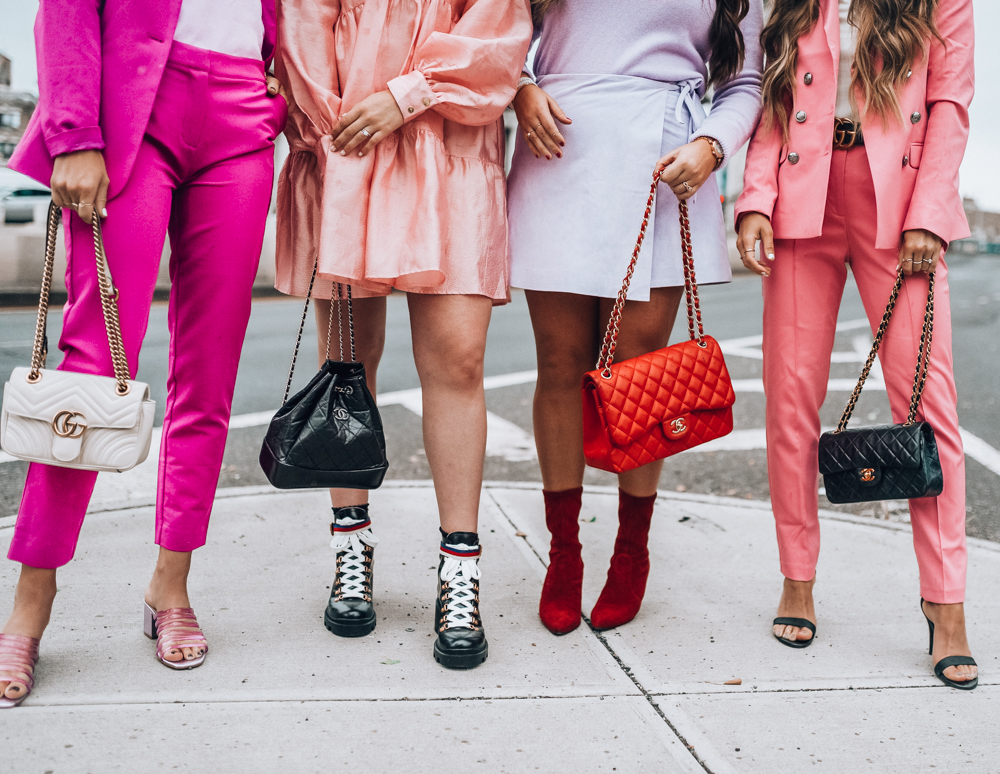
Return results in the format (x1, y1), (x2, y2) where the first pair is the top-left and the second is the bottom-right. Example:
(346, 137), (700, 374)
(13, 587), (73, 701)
(51, 410), (87, 439)
(860, 468), (876, 482)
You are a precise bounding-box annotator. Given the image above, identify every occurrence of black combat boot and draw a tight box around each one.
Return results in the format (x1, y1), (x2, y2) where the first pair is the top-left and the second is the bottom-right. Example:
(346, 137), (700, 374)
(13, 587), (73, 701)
(325, 505), (378, 637)
(433, 530), (488, 669)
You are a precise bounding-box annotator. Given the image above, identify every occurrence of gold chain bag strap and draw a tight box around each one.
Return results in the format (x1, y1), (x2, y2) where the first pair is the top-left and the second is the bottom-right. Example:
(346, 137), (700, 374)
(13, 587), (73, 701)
(581, 169), (737, 474)
(818, 270), (942, 503)
(0, 203), (155, 472)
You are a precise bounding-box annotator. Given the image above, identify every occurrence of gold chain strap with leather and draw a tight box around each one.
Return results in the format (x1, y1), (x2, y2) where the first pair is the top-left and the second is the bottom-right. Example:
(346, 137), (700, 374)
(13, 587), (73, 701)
(582, 168), (736, 474)
(818, 270), (942, 504)
(1, 202), (155, 473)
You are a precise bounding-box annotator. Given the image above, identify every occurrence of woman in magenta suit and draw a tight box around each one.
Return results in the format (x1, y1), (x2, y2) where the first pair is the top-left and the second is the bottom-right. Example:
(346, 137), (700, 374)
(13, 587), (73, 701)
(0, 0), (286, 706)
(736, 0), (977, 688)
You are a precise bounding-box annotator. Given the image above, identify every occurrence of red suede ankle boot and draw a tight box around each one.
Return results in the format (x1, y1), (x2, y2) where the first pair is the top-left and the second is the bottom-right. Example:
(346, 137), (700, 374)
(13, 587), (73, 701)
(589, 490), (656, 630)
(539, 487), (585, 635)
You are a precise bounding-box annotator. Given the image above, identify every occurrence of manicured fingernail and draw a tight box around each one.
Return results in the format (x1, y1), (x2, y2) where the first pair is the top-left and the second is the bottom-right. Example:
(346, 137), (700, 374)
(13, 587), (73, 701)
(768, 253), (775, 260)
(560, 142), (565, 147)
(358, 152), (364, 156)
(340, 150), (346, 156)
(556, 153), (562, 158)
(546, 155), (551, 160)
(102, 208), (108, 217)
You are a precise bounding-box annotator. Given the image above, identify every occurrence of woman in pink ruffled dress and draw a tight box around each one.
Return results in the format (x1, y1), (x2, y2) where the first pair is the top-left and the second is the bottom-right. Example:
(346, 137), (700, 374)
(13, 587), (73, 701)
(274, 0), (531, 669)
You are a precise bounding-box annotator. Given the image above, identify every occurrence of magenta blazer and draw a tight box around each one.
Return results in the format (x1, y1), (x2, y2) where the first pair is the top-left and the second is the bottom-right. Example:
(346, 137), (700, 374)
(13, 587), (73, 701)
(10, 0), (276, 199)
(736, 0), (973, 248)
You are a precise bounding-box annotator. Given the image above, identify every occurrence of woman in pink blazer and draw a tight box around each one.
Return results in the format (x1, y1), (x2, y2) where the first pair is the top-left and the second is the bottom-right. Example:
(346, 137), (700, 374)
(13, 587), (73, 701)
(736, 0), (977, 688)
(0, 0), (286, 706)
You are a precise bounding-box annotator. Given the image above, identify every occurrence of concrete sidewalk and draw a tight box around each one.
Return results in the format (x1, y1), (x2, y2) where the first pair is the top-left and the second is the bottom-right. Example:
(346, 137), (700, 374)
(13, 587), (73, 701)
(1, 481), (997, 773)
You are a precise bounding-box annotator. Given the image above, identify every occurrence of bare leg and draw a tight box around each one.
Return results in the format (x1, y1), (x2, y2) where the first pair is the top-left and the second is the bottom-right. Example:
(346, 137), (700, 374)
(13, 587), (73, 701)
(1, 565), (56, 700)
(313, 295), (387, 509)
(525, 291), (602, 491)
(600, 287), (685, 496)
(407, 293), (492, 533)
(145, 547), (200, 662)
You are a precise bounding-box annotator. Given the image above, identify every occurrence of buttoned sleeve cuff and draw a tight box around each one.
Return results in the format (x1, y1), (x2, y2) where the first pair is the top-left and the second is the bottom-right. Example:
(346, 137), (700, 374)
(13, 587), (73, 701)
(387, 71), (438, 124)
(43, 125), (105, 159)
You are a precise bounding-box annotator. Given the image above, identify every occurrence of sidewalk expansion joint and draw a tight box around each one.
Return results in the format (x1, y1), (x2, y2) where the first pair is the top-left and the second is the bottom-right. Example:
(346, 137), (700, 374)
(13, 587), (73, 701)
(488, 492), (717, 774)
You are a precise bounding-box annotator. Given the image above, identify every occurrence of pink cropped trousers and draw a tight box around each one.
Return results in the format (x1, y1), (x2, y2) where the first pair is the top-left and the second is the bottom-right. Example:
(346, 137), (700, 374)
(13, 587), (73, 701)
(9, 42), (285, 569)
(763, 146), (967, 604)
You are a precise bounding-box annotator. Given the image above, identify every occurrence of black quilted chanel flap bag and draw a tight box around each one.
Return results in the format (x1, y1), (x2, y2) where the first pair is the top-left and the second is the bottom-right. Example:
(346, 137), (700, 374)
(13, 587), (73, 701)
(818, 271), (942, 504)
(259, 275), (388, 490)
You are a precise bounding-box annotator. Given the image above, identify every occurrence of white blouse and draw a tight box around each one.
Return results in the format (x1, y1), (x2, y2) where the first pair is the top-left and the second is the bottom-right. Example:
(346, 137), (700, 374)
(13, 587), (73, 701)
(174, 0), (265, 61)
(836, 0), (858, 120)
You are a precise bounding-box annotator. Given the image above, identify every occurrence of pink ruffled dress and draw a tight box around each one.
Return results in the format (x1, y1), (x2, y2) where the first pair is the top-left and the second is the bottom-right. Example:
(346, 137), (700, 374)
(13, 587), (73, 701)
(274, 0), (532, 301)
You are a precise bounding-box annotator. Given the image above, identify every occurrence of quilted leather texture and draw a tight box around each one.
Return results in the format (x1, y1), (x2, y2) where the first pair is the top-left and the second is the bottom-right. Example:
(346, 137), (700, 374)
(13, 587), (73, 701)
(818, 422), (943, 504)
(1, 367), (155, 472)
(260, 360), (388, 490)
(582, 336), (736, 473)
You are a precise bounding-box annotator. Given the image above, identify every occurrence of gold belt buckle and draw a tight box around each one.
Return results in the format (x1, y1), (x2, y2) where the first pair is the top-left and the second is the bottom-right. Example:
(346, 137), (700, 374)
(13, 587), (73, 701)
(833, 118), (860, 150)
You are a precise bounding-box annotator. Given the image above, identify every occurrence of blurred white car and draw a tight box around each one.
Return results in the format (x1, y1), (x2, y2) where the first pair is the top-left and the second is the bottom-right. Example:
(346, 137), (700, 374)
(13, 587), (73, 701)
(0, 167), (51, 223)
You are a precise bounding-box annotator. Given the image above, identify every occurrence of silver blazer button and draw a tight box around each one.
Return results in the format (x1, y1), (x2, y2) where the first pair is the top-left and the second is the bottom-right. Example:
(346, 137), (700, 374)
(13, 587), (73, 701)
(803, 72), (813, 85)
(795, 110), (807, 123)
(788, 152), (800, 165)
(911, 111), (921, 124)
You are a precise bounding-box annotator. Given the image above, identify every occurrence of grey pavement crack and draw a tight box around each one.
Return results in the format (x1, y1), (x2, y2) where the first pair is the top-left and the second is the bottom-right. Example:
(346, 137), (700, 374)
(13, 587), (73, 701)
(488, 490), (717, 774)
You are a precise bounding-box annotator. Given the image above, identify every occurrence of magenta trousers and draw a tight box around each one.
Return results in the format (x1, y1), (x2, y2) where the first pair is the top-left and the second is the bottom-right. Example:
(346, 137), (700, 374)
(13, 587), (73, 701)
(9, 42), (286, 569)
(762, 146), (967, 604)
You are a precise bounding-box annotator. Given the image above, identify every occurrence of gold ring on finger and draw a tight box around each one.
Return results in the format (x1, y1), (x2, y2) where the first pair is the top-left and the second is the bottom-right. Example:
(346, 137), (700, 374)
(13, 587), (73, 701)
(534, 123), (543, 131)
(682, 181), (693, 192)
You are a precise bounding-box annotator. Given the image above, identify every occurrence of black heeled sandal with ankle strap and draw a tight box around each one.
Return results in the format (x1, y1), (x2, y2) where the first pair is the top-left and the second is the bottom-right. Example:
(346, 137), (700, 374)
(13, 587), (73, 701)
(921, 599), (978, 690)
(772, 617), (816, 649)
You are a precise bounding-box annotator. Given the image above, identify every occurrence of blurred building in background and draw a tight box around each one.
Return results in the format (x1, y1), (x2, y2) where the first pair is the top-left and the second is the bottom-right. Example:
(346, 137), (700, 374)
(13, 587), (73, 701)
(0, 51), (37, 164)
(953, 198), (1000, 255)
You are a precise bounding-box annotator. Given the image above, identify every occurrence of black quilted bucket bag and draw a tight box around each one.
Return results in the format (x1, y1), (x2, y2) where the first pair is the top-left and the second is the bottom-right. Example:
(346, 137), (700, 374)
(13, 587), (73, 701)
(818, 270), (943, 504)
(259, 274), (388, 490)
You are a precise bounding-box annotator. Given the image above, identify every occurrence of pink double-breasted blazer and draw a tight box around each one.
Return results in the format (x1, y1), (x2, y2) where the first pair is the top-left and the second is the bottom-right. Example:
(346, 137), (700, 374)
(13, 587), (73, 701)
(735, 0), (974, 248)
(9, 0), (276, 199)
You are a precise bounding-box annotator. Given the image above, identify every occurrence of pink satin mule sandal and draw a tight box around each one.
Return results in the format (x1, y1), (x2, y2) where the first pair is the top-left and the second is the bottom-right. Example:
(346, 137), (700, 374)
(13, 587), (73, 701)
(143, 602), (209, 670)
(0, 633), (40, 708)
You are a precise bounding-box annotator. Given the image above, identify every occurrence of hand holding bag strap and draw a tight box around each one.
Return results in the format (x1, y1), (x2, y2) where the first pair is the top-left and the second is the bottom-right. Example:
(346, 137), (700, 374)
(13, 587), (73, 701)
(27, 202), (132, 396)
(835, 270), (935, 432)
(595, 169), (706, 378)
(280, 261), (356, 405)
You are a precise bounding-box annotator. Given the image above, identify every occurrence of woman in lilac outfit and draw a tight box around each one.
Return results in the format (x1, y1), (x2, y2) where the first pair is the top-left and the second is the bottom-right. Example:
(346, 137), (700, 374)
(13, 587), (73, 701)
(507, 0), (763, 635)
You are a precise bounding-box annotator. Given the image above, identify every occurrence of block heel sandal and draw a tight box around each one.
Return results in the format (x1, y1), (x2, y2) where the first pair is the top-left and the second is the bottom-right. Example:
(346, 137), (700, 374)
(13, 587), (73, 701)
(921, 599), (978, 690)
(144, 601), (209, 670)
(772, 617), (816, 649)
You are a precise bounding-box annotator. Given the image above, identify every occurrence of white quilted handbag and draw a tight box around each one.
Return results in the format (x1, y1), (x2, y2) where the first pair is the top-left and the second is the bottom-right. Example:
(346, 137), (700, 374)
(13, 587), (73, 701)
(0, 204), (155, 472)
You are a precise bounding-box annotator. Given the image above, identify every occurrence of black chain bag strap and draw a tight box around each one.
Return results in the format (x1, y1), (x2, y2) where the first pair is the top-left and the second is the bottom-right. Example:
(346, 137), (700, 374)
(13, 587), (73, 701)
(818, 270), (943, 504)
(259, 266), (388, 489)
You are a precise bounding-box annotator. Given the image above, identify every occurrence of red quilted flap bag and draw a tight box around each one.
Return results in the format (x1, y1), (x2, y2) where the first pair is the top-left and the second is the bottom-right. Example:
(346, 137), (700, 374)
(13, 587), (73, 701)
(582, 171), (736, 474)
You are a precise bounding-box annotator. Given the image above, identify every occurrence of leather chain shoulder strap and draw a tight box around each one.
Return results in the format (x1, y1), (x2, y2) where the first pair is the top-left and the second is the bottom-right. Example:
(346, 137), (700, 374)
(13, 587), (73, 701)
(836, 270), (935, 432)
(281, 262), (356, 405)
(596, 169), (706, 378)
(27, 202), (132, 396)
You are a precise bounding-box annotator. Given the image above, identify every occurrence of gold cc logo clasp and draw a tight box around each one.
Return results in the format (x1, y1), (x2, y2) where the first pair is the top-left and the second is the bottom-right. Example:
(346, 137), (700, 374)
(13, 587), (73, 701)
(669, 417), (688, 438)
(52, 410), (87, 439)
(860, 468), (876, 482)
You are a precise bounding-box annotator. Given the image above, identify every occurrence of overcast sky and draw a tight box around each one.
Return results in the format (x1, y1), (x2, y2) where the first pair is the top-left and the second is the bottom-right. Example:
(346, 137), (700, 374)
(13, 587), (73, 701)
(2, 0), (998, 209)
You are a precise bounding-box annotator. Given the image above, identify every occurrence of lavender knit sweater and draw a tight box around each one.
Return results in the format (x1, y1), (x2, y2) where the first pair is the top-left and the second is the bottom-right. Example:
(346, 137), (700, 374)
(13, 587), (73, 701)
(531, 0), (765, 160)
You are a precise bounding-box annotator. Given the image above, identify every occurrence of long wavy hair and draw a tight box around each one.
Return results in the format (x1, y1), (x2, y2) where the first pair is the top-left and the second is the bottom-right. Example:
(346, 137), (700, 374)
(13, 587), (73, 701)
(760, 0), (941, 135)
(530, 0), (751, 88)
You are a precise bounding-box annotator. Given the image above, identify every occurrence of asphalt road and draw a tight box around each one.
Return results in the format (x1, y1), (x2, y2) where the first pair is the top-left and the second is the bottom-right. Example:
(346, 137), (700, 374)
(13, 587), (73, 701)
(2, 252), (999, 540)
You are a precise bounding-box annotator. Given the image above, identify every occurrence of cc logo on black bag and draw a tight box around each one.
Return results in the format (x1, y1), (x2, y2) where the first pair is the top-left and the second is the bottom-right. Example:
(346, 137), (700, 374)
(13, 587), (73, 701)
(333, 408), (350, 421)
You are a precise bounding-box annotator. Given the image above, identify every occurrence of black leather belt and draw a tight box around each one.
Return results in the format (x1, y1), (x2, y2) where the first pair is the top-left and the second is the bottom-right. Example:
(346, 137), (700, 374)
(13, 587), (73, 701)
(833, 117), (864, 149)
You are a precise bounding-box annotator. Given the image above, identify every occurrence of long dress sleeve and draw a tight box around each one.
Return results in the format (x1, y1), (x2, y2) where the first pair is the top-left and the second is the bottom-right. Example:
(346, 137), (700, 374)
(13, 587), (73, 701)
(274, 0), (343, 152)
(692, 0), (764, 163)
(386, 0), (533, 127)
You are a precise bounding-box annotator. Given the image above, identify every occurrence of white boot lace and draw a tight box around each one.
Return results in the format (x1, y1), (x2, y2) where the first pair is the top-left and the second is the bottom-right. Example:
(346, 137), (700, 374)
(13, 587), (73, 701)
(330, 522), (379, 600)
(439, 545), (482, 630)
